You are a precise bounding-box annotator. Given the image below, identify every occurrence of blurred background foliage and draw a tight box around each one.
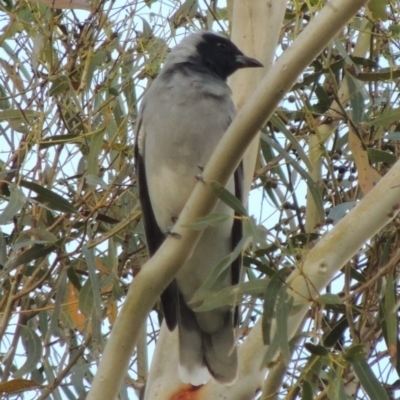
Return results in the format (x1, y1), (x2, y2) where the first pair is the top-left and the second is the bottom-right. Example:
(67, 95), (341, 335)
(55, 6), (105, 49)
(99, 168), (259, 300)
(0, 0), (399, 399)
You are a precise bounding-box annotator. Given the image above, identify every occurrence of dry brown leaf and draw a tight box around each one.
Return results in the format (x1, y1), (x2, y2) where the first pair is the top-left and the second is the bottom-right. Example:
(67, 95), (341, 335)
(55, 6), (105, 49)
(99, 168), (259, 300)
(95, 257), (114, 294)
(106, 297), (118, 325)
(66, 283), (87, 333)
(0, 379), (41, 394)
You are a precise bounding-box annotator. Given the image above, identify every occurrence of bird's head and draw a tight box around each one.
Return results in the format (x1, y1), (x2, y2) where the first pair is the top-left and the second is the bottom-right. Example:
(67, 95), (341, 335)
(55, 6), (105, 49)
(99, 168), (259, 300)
(165, 31), (263, 81)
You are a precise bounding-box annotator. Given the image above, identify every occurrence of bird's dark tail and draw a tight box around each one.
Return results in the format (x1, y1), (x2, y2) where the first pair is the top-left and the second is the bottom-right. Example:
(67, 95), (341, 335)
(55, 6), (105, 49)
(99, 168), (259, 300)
(177, 297), (237, 385)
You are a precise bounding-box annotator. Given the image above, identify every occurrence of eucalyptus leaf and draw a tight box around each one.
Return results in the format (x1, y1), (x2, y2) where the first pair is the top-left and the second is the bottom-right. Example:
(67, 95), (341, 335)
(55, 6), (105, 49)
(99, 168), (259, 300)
(327, 202), (357, 225)
(0, 184), (26, 225)
(186, 212), (231, 230)
(352, 356), (389, 400)
(208, 180), (247, 216)
(20, 180), (77, 213)
(14, 326), (43, 378)
(367, 148), (397, 164)
(82, 246), (102, 319)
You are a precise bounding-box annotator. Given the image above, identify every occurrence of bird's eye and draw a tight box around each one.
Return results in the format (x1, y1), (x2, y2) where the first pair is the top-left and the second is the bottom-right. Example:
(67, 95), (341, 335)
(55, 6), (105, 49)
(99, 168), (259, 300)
(216, 41), (227, 49)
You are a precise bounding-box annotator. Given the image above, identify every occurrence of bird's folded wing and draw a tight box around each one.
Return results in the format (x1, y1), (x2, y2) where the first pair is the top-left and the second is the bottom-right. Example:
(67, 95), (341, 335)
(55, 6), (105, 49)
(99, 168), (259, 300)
(135, 119), (178, 329)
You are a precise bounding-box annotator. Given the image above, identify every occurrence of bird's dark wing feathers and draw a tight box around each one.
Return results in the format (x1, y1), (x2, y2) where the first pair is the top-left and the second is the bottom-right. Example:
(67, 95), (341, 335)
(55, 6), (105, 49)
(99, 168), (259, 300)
(135, 119), (178, 330)
(232, 162), (243, 326)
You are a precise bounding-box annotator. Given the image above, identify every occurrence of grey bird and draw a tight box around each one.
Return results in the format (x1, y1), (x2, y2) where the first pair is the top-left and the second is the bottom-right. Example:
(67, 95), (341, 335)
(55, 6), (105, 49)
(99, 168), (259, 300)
(135, 31), (262, 385)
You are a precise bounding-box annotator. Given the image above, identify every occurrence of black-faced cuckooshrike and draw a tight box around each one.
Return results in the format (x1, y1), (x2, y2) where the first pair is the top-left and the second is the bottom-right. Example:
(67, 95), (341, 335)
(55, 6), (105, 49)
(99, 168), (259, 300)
(135, 31), (262, 385)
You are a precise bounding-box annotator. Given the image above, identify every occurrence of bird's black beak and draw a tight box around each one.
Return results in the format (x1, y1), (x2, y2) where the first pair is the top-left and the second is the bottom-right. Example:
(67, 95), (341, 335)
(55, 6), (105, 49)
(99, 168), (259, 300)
(235, 54), (263, 69)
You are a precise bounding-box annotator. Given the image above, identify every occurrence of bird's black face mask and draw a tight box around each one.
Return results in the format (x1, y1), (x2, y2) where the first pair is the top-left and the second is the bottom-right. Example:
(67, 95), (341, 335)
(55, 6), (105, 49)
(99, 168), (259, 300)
(196, 33), (262, 80)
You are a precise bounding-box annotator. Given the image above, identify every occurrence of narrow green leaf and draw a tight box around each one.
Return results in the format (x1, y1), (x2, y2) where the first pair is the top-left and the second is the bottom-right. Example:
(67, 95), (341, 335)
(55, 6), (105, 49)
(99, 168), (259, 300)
(367, 148), (397, 164)
(20, 180), (77, 213)
(0, 184), (26, 225)
(186, 212), (231, 231)
(318, 293), (342, 305)
(90, 305), (102, 344)
(79, 279), (94, 316)
(326, 367), (350, 400)
(323, 318), (348, 348)
(349, 267), (366, 283)
(367, 107), (400, 127)
(287, 233), (320, 247)
(193, 280), (267, 312)
(344, 344), (365, 362)
(16, 228), (58, 246)
(0, 230), (6, 266)
(275, 290), (293, 364)
(208, 180), (247, 216)
(352, 357), (389, 400)
(334, 38), (354, 66)
(0, 84), (10, 109)
(15, 326), (43, 378)
(302, 380), (313, 400)
(0, 109), (40, 121)
(49, 75), (70, 96)
(108, 87), (119, 96)
(82, 246), (102, 319)
(327, 202), (357, 225)
(122, 59), (138, 115)
(304, 343), (329, 356)
(243, 217), (268, 248)
(384, 270), (398, 364)
(39, 133), (83, 148)
(348, 68), (400, 82)
(368, 0), (388, 20)
(4, 243), (58, 272)
(190, 235), (248, 305)
(11, 237), (50, 252)
(346, 71), (366, 125)
(170, 0), (198, 28)
(304, 354), (327, 385)
(313, 83), (331, 114)
(389, 24), (400, 36)
(46, 269), (68, 342)
(86, 174), (108, 189)
(86, 50), (107, 88)
(262, 328), (281, 367)
(87, 129), (105, 176)
(262, 268), (288, 345)
(70, 362), (90, 396)
(42, 359), (57, 399)
(67, 265), (82, 290)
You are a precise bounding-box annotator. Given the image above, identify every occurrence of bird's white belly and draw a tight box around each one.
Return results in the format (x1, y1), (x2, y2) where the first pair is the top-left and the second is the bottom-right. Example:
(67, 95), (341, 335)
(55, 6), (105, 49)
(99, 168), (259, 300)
(147, 164), (197, 231)
(148, 163), (236, 301)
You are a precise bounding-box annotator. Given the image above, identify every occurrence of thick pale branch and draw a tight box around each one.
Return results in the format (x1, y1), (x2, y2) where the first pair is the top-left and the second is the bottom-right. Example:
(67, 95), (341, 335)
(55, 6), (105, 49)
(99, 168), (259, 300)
(87, 1), (369, 399)
(251, 155), (400, 398)
(288, 158), (400, 302)
(229, 0), (286, 200)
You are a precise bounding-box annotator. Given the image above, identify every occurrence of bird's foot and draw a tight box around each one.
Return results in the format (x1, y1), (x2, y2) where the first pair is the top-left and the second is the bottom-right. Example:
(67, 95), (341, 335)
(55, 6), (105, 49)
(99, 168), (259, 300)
(166, 228), (182, 238)
(195, 173), (205, 182)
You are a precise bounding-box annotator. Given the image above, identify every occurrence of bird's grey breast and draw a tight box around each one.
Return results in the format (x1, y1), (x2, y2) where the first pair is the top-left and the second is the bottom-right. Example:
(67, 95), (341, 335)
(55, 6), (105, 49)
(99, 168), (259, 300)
(143, 66), (235, 171)
(141, 66), (235, 230)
